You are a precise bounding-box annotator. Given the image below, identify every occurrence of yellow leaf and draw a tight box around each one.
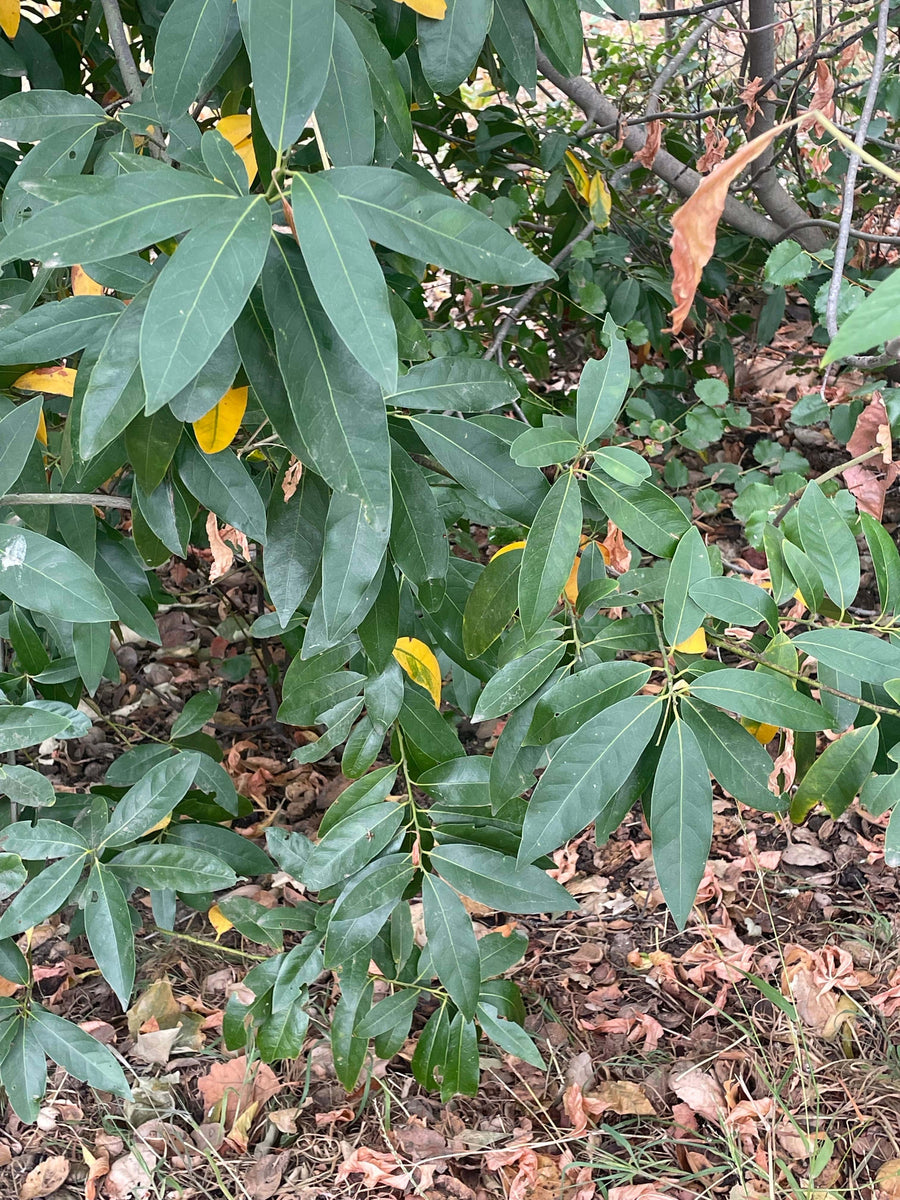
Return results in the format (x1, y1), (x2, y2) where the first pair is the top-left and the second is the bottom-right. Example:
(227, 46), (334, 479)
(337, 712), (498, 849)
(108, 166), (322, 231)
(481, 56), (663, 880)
(565, 150), (591, 201)
(564, 554), (580, 605)
(35, 410), (47, 446)
(13, 366), (77, 397)
(742, 719), (778, 745)
(193, 386), (248, 454)
(492, 539), (527, 559)
(208, 904), (233, 938)
(393, 636), (442, 707)
(588, 173), (611, 229)
(0, 0), (19, 40)
(793, 588), (808, 609)
(217, 113), (258, 185)
(71, 264), (103, 296)
(674, 627), (707, 654)
(392, 0), (446, 17)
(145, 812), (172, 834)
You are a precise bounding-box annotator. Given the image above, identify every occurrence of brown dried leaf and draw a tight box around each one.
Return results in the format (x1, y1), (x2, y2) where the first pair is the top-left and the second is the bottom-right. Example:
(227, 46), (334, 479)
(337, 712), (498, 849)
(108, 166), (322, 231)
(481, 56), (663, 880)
(196, 1056), (282, 1126)
(696, 120), (728, 174)
(126, 979), (182, 1037)
(739, 77), (765, 128)
(18, 1156), (70, 1200)
(634, 120), (662, 170)
(281, 457), (303, 502)
(877, 1159), (900, 1200)
(671, 1065), (726, 1122)
(243, 1153), (286, 1200)
(206, 513), (251, 584)
(83, 1148), (110, 1200)
(843, 396), (899, 520)
(104, 1148), (158, 1200)
(587, 1080), (657, 1117)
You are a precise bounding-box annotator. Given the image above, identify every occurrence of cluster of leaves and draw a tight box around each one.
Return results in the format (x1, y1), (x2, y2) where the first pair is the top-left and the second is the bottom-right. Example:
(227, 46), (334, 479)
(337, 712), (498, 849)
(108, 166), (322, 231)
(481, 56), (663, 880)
(0, 0), (899, 1124)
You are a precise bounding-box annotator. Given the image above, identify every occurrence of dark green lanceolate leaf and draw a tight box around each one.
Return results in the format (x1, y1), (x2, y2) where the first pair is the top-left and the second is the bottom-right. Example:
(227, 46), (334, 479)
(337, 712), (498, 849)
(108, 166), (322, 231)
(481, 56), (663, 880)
(134, 478), (192, 558)
(763, 523), (796, 605)
(587, 474), (690, 558)
(524, 0), (584, 74)
(390, 443), (448, 602)
(175, 440), (267, 544)
(431, 843), (571, 913)
(387, 357), (518, 413)
(422, 872), (480, 1019)
(411, 1004), (450, 1089)
(7, 605), (49, 674)
(0, 527), (115, 623)
(472, 640), (567, 722)
(257, 997), (310, 1062)
(329, 167), (554, 285)
(3, 125), (99, 230)
(518, 695), (662, 865)
(291, 697), (363, 763)
(526, 661), (652, 746)
(241, 0), (335, 152)
(650, 718), (712, 930)
(340, 6), (412, 156)
(302, 803), (404, 891)
(0, 170), (235, 268)
(576, 318), (630, 445)
(72, 622), (109, 695)
(462, 547), (521, 659)
(323, 854), (417, 966)
(0, 856), (26, 901)
(662, 526), (710, 648)
(792, 629), (900, 687)
(1, 1021), (47, 1123)
(0, 296), (121, 365)
(440, 1012), (479, 1101)
(140, 196), (270, 407)
(201, 130), (248, 195)
(0, 853), (85, 940)
(84, 863), (134, 1008)
(0, 765), (56, 807)
(0, 399), (41, 497)
(31, 1005), (130, 1097)
(317, 14), (374, 166)
(356, 989), (419, 1040)
(519, 471), (582, 638)
(861, 769), (900, 818)
(591, 446), (651, 486)
(781, 541), (823, 613)
(330, 975), (373, 1091)
(510, 422), (580, 468)
(886, 804), (900, 868)
(289, 172), (397, 393)
(2, 820), (89, 859)
(689, 668), (830, 731)
(78, 289), (150, 459)
(791, 724), (879, 822)
(490, 0), (537, 92)
(682, 699), (787, 812)
(477, 1001), (543, 1067)
(419, 0), (494, 94)
(101, 753), (200, 848)
(153, 0), (236, 122)
(165, 331), (241, 421)
(479, 930), (528, 979)
(409, 415), (549, 525)
(262, 237), (391, 527)
(689, 575), (779, 634)
(822, 269), (900, 365)
(796, 481), (860, 612)
(320, 490), (389, 642)
(167, 824), (273, 877)
(234, 287), (305, 459)
(318, 766), (398, 837)
(861, 512), (900, 618)
(125, 407), (183, 493)
(0, 90), (107, 140)
(264, 469), (327, 627)
(106, 845), (237, 891)
(817, 662), (859, 733)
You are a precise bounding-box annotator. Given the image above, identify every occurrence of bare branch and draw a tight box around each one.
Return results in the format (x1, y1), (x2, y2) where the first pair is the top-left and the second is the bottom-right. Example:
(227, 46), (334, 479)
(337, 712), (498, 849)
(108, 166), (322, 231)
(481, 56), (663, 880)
(0, 493), (132, 509)
(100, 0), (143, 103)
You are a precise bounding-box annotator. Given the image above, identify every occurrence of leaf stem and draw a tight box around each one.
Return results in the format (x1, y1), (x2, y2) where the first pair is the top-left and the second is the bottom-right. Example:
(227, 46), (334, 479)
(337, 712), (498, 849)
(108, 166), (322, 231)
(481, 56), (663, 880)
(153, 927), (270, 961)
(770, 445), (884, 526)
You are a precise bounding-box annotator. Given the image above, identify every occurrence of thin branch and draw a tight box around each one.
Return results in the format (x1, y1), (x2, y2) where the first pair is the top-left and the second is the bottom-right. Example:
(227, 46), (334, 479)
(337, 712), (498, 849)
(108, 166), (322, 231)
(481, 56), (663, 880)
(777, 218), (900, 248)
(635, 0), (736, 18)
(0, 493), (132, 509)
(771, 445), (884, 527)
(99, 0), (143, 103)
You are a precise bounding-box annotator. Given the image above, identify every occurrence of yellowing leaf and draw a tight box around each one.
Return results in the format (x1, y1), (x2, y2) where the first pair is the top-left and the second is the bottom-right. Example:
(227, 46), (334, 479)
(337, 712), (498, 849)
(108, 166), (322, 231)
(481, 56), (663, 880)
(392, 0), (446, 17)
(743, 719), (778, 744)
(217, 113), (258, 185)
(588, 173), (612, 229)
(36, 411), (47, 446)
(208, 904), (233, 938)
(193, 386), (248, 454)
(13, 366), (77, 398)
(145, 813), (172, 834)
(564, 554), (580, 605)
(393, 636), (442, 707)
(72, 264), (103, 296)
(492, 539), (527, 559)
(793, 588), (808, 609)
(565, 150), (591, 201)
(674, 627), (707, 654)
(0, 0), (20, 40)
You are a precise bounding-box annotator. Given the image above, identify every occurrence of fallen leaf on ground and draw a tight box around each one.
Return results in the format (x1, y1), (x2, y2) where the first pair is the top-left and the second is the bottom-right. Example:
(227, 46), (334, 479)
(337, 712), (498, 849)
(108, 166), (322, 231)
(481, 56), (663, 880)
(83, 1147), (110, 1200)
(336, 1145), (433, 1190)
(243, 1153), (286, 1200)
(18, 1156), (70, 1199)
(105, 1148), (158, 1200)
(126, 979), (182, 1037)
(877, 1159), (900, 1200)
(671, 1064), (726, 1122)
(197, 1056), (282, 1126)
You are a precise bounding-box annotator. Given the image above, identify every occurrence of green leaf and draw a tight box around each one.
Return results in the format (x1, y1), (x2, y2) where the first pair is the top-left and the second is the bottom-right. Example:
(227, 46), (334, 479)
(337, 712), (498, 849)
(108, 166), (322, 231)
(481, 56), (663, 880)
(2, 820), (90, 859)
(790, 724), (879, 821)
(490, 0), (537, 92)
(140, 196), (269, 407)
(388, 357), (518, 413)
(0, 853), (85, 940)
(106, 844), (237, 891)
(32, 1004), (130, 1097)
(176, 439), (267, 543)
(0, 90), (107, 139)
(432, 843), (571, 913)
(101, 753), (201, 848)
(526, 661), (652, 746)
(662, 526), (710, 647)
(478, 929), (528, 978)
(525, 0), (584, 73)
(682, 699), (787, 812)
(781, 540), (823, 612)
(84, 862), (135, 1008)
(477, 1001), (544, 1067)
(201, 130), (248, 195)
(518, 695), (662, 864)
(171, 692), (218, 741)
(289, 171), (397, 393)
(78, 289), (150, 459)
(317, 13), (374, 166)
(519, 472), (582, 638)
(587, 473), (690, 558)
(264, 466), (327, 627)
(356, 989), (419, 1039)
(792, 628), (900, 687)
(0, 169), (235, 268)
(796, 480), (860, 611)
(330, 166), (554, 285)
(0, 764), (56, 808)
(320, 490), (389, 642)
(649, 717), (712, 930)
(822, 268), (900, 365)
(397, 683), (465, 774)
(689, 668), (831, 731)
(0, 399), (41, 498)
(0, 296), (121, 365)
(390, 443), (449, 600)
(257, 996), (310, 1062)
(591, 445), (651, 486)
(764, 240), (814, 286)
(241, 0), (335, 153)
(0, 1020), (46, 1123)
(440, 1012), (479, 1101)
(688, 575), (779, 634)
(462, 546), (521, 660)
(472, 639), (567, 722)
(262, 236), (391, 527)
(341, 6), (412, 156)
(422, 872), (480, 1019)
(153, 0), (236, 122)
(510, 422), (580, 468)
(861, 513), (900, 618)
(72, 621), (109, 696)
(886, 803), (900, 867)
(0, 527), (115, 623)
(576, 317), (630, 445)
(411, 1004), (450, 1089)
(303, 803), (404, 891)
(323, 854), (416, 966)
(409, 414), (549, 525)
(419, 0), (494, 94)
(330, 975), (372, 1090)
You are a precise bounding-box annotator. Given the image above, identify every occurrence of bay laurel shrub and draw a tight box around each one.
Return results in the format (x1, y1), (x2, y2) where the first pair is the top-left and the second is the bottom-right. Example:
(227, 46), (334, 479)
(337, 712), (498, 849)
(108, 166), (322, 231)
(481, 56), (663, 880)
(0, 0), (897, 1120)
